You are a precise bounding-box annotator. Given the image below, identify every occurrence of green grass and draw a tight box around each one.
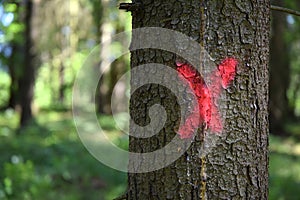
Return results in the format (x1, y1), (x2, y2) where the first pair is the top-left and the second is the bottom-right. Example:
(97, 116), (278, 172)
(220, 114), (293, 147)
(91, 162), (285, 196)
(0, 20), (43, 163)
(269, 134), (300, 200)
(0, 109), (127, 200)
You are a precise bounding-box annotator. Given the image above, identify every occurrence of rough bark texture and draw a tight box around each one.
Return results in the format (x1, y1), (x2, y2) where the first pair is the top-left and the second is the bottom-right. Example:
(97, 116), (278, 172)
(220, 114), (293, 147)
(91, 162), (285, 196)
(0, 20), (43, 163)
(127, 0), (269, 199)
(205, 1), (269, 199)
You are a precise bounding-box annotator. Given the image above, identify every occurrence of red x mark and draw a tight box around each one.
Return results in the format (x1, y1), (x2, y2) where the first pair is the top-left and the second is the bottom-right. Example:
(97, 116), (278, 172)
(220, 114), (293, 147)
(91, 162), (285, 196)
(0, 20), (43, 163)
(176, 58), (238, 138)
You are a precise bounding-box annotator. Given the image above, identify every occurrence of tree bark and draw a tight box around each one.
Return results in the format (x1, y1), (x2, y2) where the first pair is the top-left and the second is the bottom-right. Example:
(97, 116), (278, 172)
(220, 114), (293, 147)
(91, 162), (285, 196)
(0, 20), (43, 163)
(127, 0), (269, 199)
(19, 0), (35, 128)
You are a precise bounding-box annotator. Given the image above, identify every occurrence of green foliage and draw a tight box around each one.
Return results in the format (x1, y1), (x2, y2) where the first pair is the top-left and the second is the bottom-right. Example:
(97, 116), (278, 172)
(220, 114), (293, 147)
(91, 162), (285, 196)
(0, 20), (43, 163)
(269, 134), (300, 200)
(0, 72), (10, 106)
(35, 51), (88, 108)
(3, 23), (24, 43)
(0, 110), (127, 200)
(4, 3), (18, 13)
(0, 159), (51, 200)
(1, 2), (24, 44)
(0, 0), (132, 111)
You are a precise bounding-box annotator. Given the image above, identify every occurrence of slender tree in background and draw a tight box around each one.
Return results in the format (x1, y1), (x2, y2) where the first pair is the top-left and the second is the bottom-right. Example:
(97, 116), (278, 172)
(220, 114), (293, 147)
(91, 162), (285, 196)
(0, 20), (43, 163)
(103, 18), (128, 114)
(126, 0), (269, 199)
(91, 0), (106, 114)
(32, 0), (96, 107)
(286, 0), (300, 119)
(19, 0), (35, 128)
(34, 0), (73, 105)
(7, 43), (20, 109)
(96, 0), (129, 115)
(269, 1), (293, 135)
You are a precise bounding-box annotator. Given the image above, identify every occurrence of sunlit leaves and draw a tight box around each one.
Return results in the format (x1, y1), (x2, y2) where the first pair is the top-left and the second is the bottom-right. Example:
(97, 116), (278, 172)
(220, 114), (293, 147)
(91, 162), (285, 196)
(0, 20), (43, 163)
(4, 3), (17, 13)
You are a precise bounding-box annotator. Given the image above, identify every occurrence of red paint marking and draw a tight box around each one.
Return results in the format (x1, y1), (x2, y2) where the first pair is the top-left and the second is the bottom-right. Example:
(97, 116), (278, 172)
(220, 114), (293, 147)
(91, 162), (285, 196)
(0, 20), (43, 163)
(176, 58), (238, 138)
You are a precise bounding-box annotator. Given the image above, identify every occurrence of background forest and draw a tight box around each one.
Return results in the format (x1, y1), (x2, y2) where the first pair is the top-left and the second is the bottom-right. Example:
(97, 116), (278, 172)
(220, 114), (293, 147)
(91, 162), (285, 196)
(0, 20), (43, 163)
(0, 0), (299, 199)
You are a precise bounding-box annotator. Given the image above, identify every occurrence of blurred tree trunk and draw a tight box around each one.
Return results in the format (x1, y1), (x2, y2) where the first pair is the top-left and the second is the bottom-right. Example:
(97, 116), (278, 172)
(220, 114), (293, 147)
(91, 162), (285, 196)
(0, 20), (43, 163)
(19, 0), (35, 128)
(48, 52), (56, 103)
(7, 43), (19, 109)
(269, 1), (293, 135)
(126, 0), (269, 199)
(95, 1), (128, 115)
(90, 0), (107, 114)
(96, 78), (109, 114)
(288, 1), (300, 118)
(58, 63), (65, 103)
(105, 24), (127, 115)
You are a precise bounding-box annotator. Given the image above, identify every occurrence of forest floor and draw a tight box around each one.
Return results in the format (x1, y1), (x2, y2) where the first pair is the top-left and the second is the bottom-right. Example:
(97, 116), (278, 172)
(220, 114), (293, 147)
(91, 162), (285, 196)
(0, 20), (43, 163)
(269, 123), (300, 200)
(0, 109), (127, 200)
(0, 109), (299, 199)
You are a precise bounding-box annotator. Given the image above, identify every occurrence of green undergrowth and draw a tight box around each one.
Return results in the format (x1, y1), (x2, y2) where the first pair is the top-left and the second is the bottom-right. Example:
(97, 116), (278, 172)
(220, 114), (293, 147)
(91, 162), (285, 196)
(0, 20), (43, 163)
(269, 131), (300, 200)
(0, 109), (127, 200)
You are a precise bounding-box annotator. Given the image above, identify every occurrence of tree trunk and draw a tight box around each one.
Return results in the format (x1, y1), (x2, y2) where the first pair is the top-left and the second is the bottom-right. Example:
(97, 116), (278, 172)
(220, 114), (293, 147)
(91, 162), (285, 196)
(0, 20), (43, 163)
(90, 0), (107, 114)
(19, 0), (35, 128)
(7, 43), (19, 109)
(127, 0), (269, 199)
(106, 24), (127, 115)
(58, 62), (65, 103)
(269, 1), (292, 135)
